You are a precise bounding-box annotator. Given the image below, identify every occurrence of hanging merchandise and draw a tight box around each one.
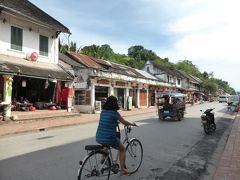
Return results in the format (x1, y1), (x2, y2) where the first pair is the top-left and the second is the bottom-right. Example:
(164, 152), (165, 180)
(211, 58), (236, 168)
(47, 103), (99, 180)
(45, 79), (49, 89)
(22, 80), (26, 87)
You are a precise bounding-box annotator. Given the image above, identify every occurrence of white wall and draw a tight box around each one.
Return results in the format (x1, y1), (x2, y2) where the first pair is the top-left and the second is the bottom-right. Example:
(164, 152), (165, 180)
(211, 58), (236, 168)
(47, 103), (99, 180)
(0, 13), (58, 64)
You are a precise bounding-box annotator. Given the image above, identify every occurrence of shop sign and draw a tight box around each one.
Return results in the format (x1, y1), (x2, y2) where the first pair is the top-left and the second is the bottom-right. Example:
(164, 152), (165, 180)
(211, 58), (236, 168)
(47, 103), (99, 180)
(149, 86), (156, 91)
(97, 79), (109, 85)
(116, 81), (125, 86)
(74, 82), (87, 89)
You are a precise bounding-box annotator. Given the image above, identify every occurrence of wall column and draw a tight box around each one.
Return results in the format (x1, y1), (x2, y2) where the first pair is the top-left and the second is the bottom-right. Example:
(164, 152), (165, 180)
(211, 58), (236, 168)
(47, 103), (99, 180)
(90, 83), (95, 113)
(146, 88), (149, 107)
(137, 88), (140, 108)
(2, 75), (13, 120)
(125, 87), (130, 110)
(109, 86), (114, 96)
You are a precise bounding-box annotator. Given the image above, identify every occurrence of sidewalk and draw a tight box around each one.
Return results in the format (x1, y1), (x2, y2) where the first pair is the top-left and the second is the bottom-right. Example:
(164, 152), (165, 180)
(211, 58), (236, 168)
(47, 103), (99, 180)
(0, 107), (157, 136)
(214, 112), (240, 180)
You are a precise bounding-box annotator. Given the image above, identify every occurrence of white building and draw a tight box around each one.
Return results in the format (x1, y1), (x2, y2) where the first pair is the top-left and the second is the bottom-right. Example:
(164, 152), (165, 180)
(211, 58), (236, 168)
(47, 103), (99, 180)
(0, 0), (73, 120)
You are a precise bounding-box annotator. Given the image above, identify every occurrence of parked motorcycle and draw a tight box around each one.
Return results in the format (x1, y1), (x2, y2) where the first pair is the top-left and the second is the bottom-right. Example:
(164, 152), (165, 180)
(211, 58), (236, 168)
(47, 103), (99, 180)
(200, 108), (216, 134)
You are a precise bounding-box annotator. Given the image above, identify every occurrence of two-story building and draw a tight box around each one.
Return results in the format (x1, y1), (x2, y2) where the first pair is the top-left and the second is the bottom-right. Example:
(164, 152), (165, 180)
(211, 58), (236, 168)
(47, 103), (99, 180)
(142, 60), (184, 92)
(177, 70), (203, 103)
(0, 0), (73, 120)
(142, 60), (205, 103)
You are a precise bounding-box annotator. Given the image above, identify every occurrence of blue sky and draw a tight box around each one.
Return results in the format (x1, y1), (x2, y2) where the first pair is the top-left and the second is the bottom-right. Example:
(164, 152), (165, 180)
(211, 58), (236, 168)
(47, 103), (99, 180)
(32, 0), (240, 91)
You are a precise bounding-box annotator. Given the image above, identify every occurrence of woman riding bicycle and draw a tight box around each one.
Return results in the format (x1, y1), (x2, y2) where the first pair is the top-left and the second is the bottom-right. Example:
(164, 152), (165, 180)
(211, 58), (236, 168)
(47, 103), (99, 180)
(96, 95), (136, 175)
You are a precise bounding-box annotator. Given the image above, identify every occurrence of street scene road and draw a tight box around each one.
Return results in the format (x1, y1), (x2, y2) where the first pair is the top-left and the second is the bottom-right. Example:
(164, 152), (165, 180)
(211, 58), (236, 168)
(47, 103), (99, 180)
(0, 102), (235, 180)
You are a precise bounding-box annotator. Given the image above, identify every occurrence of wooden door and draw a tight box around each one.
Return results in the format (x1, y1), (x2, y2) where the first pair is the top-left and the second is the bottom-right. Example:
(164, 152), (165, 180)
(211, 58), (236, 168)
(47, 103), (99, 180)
(140, 89), (147, 107)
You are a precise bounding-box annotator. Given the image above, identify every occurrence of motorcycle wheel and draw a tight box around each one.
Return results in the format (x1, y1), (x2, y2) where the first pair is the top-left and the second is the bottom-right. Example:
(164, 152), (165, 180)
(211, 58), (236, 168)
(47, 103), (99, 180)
(204, 124), (211, 135)
(210, 123), (216, 132)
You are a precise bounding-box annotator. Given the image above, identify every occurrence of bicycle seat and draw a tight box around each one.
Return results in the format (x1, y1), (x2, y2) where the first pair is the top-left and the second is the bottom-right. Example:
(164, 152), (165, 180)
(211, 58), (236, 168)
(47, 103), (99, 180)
(85, 144), (111, 151)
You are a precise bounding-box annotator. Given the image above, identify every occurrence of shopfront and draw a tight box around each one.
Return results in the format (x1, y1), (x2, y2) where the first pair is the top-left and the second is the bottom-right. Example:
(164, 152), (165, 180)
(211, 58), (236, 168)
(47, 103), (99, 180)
(148, 86), (157, 106)
(129, 88), (138, 108)
(95, 85), (109, 110)
(114, 88), (125, 109)
(0, 60), (73, 119)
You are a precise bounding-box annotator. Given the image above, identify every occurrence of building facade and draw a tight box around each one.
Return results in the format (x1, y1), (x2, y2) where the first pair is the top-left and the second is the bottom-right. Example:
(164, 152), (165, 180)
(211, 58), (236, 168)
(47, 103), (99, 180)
(60, 52), (173, 113)
(0, 0), (73, 120)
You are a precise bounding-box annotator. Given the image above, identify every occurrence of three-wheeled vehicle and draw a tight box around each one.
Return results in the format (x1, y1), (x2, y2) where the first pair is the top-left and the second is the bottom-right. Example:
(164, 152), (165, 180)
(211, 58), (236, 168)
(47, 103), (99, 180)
(157, 92), (186, 121)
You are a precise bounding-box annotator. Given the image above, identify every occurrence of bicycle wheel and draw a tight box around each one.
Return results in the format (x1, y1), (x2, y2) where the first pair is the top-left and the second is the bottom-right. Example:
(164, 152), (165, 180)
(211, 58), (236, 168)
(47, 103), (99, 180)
(78, 150), (111, 180)
(125, 138), (143, 174)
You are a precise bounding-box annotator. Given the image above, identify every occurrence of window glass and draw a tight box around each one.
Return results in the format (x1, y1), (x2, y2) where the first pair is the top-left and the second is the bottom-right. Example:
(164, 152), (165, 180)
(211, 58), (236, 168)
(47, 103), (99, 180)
(11, 26), (23, 51)
(39, 35), (48, 56)
(177, 79), (181, 85)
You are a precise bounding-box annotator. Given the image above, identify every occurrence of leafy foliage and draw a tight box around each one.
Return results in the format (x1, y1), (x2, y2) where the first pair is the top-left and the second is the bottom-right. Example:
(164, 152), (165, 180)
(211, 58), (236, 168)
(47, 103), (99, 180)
(80, 44), (114, 60)
(60, 41), (236, 94)
(175, 60), (202, 78)
(127, 45), (173, 68)
(59, 40), (77, 53)
(201, 79), (218, 95)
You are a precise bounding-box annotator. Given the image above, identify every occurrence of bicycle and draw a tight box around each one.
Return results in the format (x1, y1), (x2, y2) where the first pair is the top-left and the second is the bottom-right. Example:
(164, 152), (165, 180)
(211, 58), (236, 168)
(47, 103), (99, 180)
(77, 125), (143, 180)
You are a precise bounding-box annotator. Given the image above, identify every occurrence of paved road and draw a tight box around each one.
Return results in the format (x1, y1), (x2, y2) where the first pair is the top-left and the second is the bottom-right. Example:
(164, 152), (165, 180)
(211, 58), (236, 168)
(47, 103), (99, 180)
(0, 102), (235, 180)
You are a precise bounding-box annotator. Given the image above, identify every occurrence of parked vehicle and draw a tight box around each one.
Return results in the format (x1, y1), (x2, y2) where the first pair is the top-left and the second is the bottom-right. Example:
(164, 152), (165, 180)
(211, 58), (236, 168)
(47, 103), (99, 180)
(200, 108), (216, 134)
(218, 95), (228, 103)
(157, 92), (186, 121)
(227, 95), (240, 106)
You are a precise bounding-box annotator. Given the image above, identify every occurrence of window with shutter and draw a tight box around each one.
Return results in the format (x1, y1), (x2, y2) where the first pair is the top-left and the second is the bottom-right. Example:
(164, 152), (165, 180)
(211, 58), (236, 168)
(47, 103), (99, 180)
(39, 35), (48, 56)
(11, 26), (23, 51)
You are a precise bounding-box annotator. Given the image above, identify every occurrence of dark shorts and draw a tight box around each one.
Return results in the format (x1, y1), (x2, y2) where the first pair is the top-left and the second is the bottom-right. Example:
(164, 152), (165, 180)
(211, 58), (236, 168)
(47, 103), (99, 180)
(97, 136), (121, 150)
(111, 137), (121, 149)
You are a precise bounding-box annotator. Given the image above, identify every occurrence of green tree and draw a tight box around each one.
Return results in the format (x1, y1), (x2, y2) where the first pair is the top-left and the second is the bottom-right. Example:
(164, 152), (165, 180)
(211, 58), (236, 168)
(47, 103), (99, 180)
(175, 60), (202, 78)
(128, 45), (157, 61)
(201, 79), (218, 95)
(80, 44), (114, 59)
(59, 41), (77, 53)
(69, 42), (77, 52)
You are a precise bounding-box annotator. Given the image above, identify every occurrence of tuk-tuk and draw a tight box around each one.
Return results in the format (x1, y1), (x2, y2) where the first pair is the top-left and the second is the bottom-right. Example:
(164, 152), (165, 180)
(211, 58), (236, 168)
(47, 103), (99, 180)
(157, 92), (186, 121)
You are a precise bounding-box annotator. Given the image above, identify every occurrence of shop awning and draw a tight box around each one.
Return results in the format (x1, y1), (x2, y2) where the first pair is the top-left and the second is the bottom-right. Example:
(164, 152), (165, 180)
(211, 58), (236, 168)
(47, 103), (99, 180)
(0, 54), (73, 81)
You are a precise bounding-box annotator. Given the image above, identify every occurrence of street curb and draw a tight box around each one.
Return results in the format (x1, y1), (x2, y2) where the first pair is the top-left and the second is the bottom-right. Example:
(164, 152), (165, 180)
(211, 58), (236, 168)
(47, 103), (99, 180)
(0, 110), (156, 137)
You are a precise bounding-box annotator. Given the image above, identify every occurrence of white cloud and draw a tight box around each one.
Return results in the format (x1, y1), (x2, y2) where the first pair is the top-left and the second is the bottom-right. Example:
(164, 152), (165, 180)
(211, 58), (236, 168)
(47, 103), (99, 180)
(166, 0), (240, 62)
(39, 0), (240, 90)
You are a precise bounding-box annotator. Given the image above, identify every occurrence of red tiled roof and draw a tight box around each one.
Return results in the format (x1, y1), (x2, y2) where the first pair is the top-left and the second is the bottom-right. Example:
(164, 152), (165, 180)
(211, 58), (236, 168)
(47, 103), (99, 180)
(67, 52), (102, 69)
(90, 57), (113, 67)
(66, 53), (146, 79)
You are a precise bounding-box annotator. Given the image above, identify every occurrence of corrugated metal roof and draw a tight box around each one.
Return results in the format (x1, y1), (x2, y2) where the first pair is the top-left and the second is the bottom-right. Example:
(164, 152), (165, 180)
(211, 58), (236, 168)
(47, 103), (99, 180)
(59, 53), (84, 67)
(152, 62), (184, 78)
(178, 70), (199, 83)
(0, 0), (70, 34)
(136, 69), (158, 80)
(189, 74), (202, 83)
(67, 52), (102, 69)
(90, 57), (113, 67)
(109, 62), (145, 78)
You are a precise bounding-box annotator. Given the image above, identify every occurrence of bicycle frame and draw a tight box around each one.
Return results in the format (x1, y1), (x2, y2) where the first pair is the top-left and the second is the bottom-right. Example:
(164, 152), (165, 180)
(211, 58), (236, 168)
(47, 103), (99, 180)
(101, 126), (133, 166)
(91, 126), (134, 174)
(78, 125), (142, 179)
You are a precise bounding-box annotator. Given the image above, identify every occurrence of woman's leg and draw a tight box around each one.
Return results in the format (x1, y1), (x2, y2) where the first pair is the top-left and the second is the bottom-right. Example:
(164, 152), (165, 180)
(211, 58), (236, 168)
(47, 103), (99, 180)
(118, 143), (128, 174)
